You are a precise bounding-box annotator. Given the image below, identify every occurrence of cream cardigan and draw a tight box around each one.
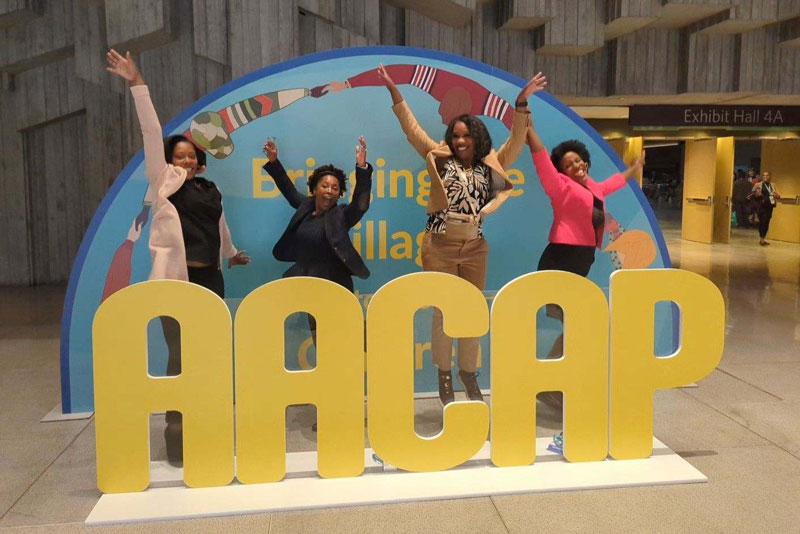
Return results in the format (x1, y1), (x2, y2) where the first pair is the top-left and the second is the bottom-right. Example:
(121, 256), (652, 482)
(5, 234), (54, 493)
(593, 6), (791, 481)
(131, 85), (237, 281)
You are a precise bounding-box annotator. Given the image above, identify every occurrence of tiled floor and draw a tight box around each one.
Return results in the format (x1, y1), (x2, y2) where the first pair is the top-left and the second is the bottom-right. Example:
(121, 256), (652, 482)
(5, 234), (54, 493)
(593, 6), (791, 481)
(1, 217), (799, 533)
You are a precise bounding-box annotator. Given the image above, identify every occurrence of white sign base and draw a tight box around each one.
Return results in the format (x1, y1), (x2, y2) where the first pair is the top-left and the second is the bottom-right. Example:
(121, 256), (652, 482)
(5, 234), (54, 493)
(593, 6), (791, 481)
(86, 437), (705, 526)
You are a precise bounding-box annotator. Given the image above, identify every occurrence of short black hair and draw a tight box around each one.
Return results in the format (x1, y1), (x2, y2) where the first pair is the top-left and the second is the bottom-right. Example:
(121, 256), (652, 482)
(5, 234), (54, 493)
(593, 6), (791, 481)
(308, 164), (347, 196)
(164, 135), (207, 167)
(444, 114), (493, 164)
(550, 140), (591, 173)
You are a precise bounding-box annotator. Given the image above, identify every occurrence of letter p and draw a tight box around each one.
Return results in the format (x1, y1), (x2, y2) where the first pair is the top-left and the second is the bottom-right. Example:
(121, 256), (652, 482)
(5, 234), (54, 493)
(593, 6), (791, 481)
(609, 269), (724, 459)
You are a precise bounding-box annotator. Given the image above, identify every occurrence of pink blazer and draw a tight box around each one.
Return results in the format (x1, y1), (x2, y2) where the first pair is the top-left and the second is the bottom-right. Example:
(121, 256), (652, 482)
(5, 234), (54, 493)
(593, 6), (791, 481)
(131, 86), (237, 281)
(531, 148), (628, 248)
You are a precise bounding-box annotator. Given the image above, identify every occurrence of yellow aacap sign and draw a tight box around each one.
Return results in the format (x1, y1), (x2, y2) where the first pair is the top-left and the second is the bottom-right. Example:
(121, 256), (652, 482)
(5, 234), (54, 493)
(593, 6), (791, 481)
(92, 269), (724, 494)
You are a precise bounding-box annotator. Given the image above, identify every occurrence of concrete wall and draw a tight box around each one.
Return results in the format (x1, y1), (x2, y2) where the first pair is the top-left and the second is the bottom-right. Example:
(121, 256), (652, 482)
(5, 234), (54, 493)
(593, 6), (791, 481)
(0, 0), (798, 285)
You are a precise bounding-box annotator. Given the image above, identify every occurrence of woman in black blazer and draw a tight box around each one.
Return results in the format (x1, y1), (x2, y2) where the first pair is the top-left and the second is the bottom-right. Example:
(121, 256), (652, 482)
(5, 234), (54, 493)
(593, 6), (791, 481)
(262, 136), (372, 304)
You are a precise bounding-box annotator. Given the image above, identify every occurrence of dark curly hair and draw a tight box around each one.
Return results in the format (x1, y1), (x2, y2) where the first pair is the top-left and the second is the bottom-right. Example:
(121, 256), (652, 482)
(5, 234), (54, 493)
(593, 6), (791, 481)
(550, 139), (591, 173)
(308, 164), (347, 197)
(164, 135), (207, 167)
(444, 114), (493, 164)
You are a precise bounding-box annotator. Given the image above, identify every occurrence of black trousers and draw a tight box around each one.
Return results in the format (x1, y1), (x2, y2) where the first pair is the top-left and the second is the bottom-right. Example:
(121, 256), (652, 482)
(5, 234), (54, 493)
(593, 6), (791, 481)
(758, 206), (774, 238)
(160, 265), (224, 463)
(734, 202), (750, 228)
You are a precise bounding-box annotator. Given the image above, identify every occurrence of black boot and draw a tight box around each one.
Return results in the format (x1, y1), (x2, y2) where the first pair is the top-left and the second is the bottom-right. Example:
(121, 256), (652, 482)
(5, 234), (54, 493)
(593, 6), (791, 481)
(164, 410), (183, 467)
(457, 370), (484, 402)
(438, 369), (455, 406)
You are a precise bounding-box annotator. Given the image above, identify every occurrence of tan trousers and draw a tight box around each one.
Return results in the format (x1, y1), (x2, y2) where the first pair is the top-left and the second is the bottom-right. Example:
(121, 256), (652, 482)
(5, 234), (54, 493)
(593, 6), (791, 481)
(421, 232), (489, 373)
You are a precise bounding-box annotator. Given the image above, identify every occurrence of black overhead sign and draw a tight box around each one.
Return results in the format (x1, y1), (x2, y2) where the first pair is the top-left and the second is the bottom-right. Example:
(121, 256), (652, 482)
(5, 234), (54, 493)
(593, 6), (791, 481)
(629, 105), (800, 128)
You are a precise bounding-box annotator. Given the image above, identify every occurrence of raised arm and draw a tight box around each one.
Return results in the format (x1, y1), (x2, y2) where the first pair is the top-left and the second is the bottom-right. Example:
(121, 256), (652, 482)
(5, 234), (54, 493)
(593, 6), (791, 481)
(261, 138), (306, 209)
(527, 126), (566, 199)
(106, 50), (173, 188)
(496, 72), (545, 168)
(345, 136), (373, 228)
(378, 63), (439, 159)
(600, 150), (645, 196)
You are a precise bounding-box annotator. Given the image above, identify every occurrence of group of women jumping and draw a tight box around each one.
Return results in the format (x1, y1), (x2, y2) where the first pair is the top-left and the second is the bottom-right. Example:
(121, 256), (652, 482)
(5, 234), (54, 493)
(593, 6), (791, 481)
(106, 50), (644, 464)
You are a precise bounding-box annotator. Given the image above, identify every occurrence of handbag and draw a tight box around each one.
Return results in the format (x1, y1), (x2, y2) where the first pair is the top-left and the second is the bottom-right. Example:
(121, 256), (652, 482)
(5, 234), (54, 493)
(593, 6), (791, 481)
(442, 164), (481, 242)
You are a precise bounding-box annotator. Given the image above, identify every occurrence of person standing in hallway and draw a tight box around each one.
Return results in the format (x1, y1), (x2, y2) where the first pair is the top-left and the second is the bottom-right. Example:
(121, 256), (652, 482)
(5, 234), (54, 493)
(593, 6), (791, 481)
(753, 170), (780, 246)
(733, 171), (754, 228)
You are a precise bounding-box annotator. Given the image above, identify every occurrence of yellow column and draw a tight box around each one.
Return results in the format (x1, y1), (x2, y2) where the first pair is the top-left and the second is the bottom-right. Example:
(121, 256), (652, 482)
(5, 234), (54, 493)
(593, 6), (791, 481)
(607, 138), (626, 160)
(609, 269), (725, 459)
(623, 137), (644, 187)
(234, 277), (365, 483)
(93, 281), (234, 493)
(367, 272), (490, 472)
(762, 140), (800, 243)
(490, 272), (610, 466)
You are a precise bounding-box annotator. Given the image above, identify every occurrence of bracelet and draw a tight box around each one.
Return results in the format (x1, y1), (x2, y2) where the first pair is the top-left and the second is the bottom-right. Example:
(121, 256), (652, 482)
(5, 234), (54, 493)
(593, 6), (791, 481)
(515, 100), (528, 108)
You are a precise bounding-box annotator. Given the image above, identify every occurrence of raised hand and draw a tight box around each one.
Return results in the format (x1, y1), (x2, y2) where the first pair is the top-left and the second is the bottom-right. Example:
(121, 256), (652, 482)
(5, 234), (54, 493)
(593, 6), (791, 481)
(632, 149), (646, 171)
(263, 138), (278, 162)
(377, 63), (396, 89)
(378, 63), (403, 105)
(355, 136), (367, 168)
(516, 72), (547, 105)
(228, 250), (251, 269)
(106, 49), (144, 86)
(622, 150), (646, 181)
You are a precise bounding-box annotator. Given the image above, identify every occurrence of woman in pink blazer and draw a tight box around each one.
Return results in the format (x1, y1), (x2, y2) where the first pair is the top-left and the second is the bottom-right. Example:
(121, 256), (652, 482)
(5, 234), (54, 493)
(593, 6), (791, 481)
(525, 99), (644, 411)
(526, 124), (644, 277)
(107, 50), (250, 465)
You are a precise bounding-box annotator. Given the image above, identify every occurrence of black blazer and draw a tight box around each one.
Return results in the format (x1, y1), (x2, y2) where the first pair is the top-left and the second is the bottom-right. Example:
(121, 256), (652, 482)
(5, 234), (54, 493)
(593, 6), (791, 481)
(264, 159), (372, 279)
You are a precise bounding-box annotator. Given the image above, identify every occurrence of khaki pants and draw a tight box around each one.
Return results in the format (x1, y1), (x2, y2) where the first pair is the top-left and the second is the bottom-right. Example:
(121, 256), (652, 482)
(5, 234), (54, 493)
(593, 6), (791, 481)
(421, 233), (488, 373)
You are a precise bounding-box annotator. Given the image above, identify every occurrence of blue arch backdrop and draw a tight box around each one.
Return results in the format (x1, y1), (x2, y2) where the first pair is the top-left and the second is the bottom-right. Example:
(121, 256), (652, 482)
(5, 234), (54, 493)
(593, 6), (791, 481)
(60, 46), (672, 413)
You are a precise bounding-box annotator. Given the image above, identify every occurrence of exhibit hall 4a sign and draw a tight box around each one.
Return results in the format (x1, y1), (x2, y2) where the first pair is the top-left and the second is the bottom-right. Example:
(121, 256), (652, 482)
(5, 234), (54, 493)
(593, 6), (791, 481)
(93, 268), (724, 494)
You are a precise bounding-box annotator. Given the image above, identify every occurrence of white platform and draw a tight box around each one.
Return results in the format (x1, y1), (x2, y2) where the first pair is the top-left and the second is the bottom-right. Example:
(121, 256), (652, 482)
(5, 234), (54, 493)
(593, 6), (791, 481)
(40, 403), (94, 422)
(86, 437), (706, 525)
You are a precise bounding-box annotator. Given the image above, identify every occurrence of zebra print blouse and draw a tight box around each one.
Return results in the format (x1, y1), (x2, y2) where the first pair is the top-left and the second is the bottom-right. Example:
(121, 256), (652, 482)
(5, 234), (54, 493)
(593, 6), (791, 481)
(425, 158), (492, 236)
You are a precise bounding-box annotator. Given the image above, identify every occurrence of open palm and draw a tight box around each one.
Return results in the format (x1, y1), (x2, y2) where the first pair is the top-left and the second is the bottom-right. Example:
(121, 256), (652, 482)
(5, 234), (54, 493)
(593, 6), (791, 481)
(106, 49), (142, 84)
(516, 72), (547, 103)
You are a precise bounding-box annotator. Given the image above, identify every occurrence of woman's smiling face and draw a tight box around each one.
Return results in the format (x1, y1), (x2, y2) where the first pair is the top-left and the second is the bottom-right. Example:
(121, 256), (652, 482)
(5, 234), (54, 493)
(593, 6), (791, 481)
(450, 120), (475, 165)
(559, 151), (588, 185)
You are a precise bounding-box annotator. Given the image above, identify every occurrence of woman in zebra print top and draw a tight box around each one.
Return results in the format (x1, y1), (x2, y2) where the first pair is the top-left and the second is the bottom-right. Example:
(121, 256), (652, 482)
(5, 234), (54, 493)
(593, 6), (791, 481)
(379, 63), (546, 407)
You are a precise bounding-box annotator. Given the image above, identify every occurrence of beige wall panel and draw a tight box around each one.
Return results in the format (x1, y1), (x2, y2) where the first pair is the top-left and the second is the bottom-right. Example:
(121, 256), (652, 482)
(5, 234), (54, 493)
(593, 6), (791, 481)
(194, 55), (229, 99)
(229, 0), (298, 79)
(777, 0), (800, 19)
(497, 0), (550, 30)
(686, 33), (737, 92)
(0, 87), (30, 285)
(0, 0), (73, 72)
(740, 24), (800, 93)
(390, 0), (474, 27)
(104, 0), (173, 52)
(74, 0), (114, 88)
(0, 0), (41, 30)
(298, 0), (337, 21)
(193, 0), (229, 65)
(612, 28), (682, 95)
(379, 0), (405, 45)
(778, 16), (800, 45)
